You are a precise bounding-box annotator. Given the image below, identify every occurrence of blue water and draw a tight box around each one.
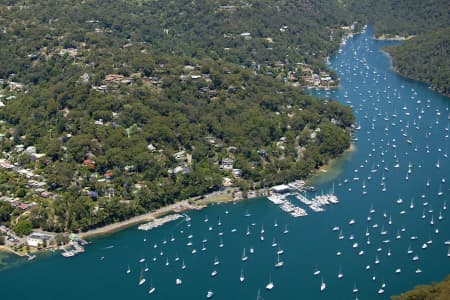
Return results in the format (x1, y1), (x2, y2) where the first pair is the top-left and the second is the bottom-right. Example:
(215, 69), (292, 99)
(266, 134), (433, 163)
(0, 27), (448, 300)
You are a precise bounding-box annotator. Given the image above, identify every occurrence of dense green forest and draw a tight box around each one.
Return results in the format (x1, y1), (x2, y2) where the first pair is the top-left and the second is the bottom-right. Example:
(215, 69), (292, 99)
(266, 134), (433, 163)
(0, 0), (354, 233)
(391, 275), (450, 300)
(344, 0), (448, 36)
(386, 28), (449, 96)
(344, 0), (450, 96)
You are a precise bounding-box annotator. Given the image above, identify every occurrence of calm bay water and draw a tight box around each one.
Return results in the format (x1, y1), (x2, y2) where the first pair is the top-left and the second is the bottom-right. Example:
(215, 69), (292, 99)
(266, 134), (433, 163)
(0, 27), (448, 300)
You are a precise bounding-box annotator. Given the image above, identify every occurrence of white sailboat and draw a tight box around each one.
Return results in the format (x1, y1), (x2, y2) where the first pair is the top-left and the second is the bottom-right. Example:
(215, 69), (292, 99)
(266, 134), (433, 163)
(320, 277), (326, 291)
(271, 238), (278, 247)
(241, 248), (248, 262)
(274, 254), (284, 268)
(313, 266), (321, 276)
(213, 256), (220, 266)
(138, 269), (146, 286)
(126, 265), (131, 274)
(437, 184), (443, 196)
(240, 268), (245, 282)
(148, 279), (156, 294)
(265, 275), (274, 290)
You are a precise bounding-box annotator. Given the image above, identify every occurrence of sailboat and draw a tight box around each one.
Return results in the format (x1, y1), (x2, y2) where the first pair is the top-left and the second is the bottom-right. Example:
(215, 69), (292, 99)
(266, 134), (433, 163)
(283, 225), (289, 234)
(241, 248), (248, 262)
(240, 268), (245, 282)
(337, 266), (344, 279)
(274, 254), (284, 268)
(271, 238), (278, 247)
(138, 269), (146, 286)
(407, 245), (413, 254)
(206, 290), (214, 299)
(313, 266), (321, 276)
(148, 279), (156, 294)
(126, 265), (131, 274)
(352, 283), (359, 293)
(212, 256), (220, 266)
(181, 259), (187, 270)
(320, 277), (326, 291)
(144, 263), (149, 272)
(265, 275), (274, 290)
(375, 254), (380, 264)
(437, 184), (443, 196)
(277, 246), (284, 255)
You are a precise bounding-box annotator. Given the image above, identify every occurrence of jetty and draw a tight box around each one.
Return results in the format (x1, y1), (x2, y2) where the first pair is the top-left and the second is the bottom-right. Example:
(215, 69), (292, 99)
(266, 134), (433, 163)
(138, 214), (184, 231)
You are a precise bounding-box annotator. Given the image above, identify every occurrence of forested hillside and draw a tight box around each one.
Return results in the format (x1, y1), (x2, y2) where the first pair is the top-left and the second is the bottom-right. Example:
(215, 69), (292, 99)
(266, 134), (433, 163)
(0, 0), (354, 233)
(386, 28), (449, 96)
(344, 0), (450, 96)
(344, 0), (448, 36)
(391, 275), (450, 300)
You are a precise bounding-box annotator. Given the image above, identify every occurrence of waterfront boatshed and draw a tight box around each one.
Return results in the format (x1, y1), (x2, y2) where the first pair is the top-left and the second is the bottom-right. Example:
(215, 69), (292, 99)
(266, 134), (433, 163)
(27, 232), (53, 247)
(272, 184), (291, 194)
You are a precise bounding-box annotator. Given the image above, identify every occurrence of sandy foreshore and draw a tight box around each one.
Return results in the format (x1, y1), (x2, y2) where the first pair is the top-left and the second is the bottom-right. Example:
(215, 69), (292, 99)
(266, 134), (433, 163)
(79, 199), (202, 239)
(315, 143), (356, 174)
(78, 188), (246, 239)
(0, 245), (25, 257)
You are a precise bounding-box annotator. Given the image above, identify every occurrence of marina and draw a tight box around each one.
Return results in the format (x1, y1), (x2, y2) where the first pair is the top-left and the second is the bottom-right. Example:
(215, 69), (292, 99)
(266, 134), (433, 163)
(0, 26), (449, 300)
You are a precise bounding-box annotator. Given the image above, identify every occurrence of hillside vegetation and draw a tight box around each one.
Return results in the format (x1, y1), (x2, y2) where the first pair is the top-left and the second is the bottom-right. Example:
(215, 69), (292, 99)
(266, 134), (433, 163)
(344, 0), (450, 96)
(386, 28), (449, 96)
(0, 0), (354, 233)
(391, 275), (450, 300)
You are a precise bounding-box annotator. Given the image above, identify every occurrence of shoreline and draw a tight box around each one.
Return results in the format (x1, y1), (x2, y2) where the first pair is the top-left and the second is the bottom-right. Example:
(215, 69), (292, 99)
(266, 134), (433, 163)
(78, 199), (205, 239)
(78, 190), (244, 240)
(1, 143), (353, 254)
(315, 143), (355, 174)
(79, 144), (355, 240)
(0, 245), (26, 257)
